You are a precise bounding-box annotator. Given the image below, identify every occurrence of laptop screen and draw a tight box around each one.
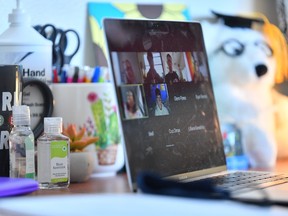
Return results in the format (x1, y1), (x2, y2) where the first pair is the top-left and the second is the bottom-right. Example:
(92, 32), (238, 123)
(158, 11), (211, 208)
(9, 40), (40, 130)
(104, 19), (226, 188)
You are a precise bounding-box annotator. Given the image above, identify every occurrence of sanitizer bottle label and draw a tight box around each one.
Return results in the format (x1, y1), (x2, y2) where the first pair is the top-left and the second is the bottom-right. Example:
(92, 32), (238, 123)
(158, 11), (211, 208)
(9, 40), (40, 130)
(24, 135), (35, 179)
(50, 140), (69, 183)
(0, 49), (52, 84)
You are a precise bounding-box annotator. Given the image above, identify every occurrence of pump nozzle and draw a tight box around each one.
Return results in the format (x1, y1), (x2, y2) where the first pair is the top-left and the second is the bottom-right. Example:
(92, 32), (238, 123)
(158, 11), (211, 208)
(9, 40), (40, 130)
(16, 0), (21, 9)
(9, 0), (30, 26)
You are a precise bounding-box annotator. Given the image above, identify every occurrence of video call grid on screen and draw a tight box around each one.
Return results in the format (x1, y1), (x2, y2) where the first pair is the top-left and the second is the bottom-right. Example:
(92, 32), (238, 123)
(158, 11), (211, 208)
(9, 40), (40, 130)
(104, 19), (226, 180)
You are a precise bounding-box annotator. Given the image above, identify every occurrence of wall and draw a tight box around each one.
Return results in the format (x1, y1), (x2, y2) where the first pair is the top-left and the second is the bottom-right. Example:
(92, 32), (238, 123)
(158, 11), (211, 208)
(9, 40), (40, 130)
(0, 0), (279, 68)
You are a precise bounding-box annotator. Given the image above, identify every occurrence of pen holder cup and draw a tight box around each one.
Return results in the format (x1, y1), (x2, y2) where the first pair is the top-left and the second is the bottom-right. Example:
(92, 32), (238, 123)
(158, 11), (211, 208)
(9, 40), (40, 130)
(51, 83), (124, 179)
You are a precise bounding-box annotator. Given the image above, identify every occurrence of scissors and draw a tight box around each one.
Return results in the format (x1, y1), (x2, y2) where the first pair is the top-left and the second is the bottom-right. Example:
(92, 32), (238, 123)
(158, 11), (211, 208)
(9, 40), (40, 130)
(58, 29), (80, 69)
(34, 24), (80, 70)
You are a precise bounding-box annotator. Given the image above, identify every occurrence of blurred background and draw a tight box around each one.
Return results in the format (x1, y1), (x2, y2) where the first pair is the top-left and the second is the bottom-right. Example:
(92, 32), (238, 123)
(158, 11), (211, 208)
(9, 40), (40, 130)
(0, 0), (280, 68)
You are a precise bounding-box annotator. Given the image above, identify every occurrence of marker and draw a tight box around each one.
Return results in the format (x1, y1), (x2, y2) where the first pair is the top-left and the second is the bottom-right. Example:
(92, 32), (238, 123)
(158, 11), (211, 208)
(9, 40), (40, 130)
(91, 66), (101, 83)
(52, 66), (59, 83)
(66, 66), (74, 83)
(77, 67), (85, 83)
(83, 66), (94, 83)
(99, 66), (109, 82)
(60, 64), (69, 83)
(72, 66), (79, 83)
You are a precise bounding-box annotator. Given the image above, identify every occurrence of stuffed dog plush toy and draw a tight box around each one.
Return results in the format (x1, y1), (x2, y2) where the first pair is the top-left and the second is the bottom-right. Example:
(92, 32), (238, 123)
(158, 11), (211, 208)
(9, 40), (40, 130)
(202, 12), (288, 169)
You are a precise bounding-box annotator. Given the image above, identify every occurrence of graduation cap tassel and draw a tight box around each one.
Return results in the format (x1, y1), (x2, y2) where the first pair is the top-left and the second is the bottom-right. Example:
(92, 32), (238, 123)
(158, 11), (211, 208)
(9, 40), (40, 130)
(237, 12), (288, 83)
(257, 13), (288, 83)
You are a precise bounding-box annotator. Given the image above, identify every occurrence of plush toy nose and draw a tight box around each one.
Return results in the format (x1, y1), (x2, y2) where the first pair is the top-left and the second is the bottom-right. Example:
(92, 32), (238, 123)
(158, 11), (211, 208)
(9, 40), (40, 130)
(255, 64), (268, 77)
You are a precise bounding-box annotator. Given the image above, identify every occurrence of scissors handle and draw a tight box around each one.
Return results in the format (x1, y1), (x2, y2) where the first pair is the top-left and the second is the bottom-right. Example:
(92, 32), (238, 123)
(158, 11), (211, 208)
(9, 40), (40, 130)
(59, 29), (80, 68)
(39, 24), (57, 42)
(38, 24), (59, 64)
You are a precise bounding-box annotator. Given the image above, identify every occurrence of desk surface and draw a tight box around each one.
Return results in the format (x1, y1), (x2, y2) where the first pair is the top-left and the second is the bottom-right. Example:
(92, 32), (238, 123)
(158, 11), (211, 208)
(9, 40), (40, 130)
(31, 173), (130, 196)
(1, 159), (287, 216)
(30, 158), (288, 196)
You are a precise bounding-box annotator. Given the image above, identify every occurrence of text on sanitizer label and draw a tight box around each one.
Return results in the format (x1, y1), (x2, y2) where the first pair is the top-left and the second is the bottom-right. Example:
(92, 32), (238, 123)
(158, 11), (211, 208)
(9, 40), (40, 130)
(50, 141), (69, 183)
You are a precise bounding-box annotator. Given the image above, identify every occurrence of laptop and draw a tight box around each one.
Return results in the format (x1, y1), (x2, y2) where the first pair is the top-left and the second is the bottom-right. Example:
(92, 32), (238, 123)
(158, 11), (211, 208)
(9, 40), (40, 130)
(103, 18), (288, 204)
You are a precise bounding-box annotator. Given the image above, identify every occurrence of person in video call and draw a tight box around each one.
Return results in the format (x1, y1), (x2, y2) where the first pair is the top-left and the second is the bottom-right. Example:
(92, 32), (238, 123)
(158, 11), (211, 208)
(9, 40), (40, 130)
(124, 59), (136, 84)
(193, 59), (205, 83)
(145, 52), (164, 84)
(124, 89), (143, 119)
(165, 53), (180, 84)
(154, 88), (169, 116)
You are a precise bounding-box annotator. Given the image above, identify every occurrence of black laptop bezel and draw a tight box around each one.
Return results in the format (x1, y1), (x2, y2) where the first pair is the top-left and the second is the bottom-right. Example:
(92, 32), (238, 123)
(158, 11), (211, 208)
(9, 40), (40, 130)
(103, 18), (227, 191)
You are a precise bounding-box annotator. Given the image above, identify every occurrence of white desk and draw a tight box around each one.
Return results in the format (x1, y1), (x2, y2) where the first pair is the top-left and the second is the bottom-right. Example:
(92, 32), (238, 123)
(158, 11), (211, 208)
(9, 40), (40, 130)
(0, 159), (287, 215)
(0, 193), (287, 216)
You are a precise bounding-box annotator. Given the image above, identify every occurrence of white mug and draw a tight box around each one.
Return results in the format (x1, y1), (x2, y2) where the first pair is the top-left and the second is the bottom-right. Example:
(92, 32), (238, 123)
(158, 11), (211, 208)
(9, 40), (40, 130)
(51, 83), (124, 176)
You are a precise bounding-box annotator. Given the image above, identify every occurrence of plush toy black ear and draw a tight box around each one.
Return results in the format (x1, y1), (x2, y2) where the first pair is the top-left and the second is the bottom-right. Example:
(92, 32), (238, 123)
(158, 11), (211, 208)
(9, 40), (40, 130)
(212, 11), (264, 28)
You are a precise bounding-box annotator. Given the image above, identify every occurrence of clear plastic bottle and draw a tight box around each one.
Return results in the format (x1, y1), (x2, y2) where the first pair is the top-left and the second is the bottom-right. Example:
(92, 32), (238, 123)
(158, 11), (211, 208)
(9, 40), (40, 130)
(37, 117), (70, 189)
(9, 105), (35, 179)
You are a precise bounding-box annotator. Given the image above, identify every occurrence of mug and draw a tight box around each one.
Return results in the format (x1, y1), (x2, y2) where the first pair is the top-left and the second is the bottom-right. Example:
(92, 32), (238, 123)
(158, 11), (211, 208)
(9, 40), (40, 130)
(52, 83), (124, 177)
(0, 65), (53, 176)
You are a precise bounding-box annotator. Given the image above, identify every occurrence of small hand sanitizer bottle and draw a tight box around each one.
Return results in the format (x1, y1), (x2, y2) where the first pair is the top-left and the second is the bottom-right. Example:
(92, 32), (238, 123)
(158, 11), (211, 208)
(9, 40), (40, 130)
(9, 105), (35, 179)
(37, 117), (70, 189)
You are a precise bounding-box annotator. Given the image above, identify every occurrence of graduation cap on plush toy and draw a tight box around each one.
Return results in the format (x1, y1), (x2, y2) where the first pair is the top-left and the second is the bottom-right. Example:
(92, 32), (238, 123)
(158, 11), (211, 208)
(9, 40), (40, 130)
(212, 10), (264, 29)
(212, 10), (288, 83)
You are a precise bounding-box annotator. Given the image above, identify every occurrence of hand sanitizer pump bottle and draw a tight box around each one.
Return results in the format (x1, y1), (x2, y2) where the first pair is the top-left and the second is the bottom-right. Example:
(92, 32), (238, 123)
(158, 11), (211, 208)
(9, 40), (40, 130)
(0, 0), (52, 84)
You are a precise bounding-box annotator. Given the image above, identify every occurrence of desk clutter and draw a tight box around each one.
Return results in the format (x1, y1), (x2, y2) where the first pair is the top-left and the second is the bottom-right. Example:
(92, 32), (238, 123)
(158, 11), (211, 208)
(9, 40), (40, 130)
(2, 3), (288, 212)
(33, 24), (109, 84)
(0, 67), (124, 196)
(52, 65), (109, 83)
(34, 24), (80, 71)
(0, 1), (123, 195)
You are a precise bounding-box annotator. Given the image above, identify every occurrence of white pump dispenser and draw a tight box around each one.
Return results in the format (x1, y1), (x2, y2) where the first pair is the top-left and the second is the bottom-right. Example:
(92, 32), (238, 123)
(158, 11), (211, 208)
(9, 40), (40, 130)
(9, 0), (30, 27)
(0, 0), (52, 84)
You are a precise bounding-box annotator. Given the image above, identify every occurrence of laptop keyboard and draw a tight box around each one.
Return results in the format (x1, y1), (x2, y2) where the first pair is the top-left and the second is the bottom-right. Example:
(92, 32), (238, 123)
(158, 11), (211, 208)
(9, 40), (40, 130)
(192, 171), (288, 193)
